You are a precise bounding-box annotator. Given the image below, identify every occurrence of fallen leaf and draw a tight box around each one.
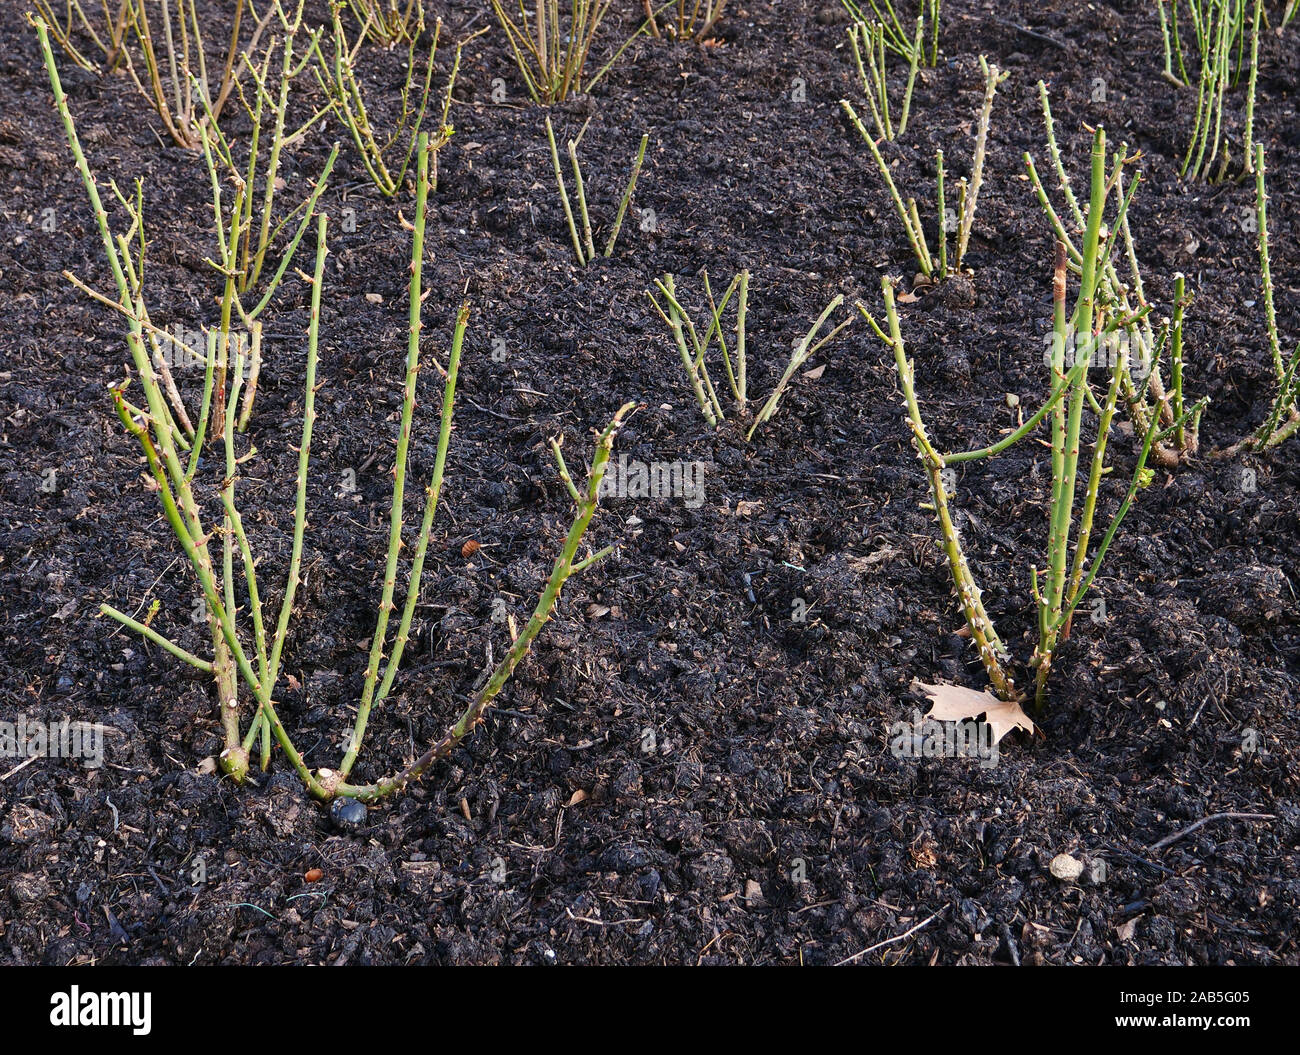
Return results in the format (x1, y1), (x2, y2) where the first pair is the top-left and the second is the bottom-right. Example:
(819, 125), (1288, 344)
(734, 500), (763, 517)
(565, 789), (589, 807)
(1115, 917), (1138, 942)
(803, 364), (826, 380)
(911, 680), (1035, 743)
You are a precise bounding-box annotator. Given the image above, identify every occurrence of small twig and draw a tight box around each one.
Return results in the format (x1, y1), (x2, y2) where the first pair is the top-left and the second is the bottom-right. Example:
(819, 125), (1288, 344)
(1149, 812), (1275, 853)
(992, 17), (1068, 51)
(0, 754), (40, 782)
(834, 905), (946, 965)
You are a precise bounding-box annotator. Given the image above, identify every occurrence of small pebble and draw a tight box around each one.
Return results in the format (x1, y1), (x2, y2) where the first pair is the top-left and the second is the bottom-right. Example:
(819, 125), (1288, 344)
(1049, 853), (1084, 881)
(330, 797), (368, 832)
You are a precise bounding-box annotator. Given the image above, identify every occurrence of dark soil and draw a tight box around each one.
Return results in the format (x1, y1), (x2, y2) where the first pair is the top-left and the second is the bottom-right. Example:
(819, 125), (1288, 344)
(1, 0), (1298, 965)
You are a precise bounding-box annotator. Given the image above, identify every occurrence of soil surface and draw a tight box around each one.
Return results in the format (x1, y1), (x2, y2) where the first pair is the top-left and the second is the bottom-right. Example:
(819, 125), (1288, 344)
(1, 1), (1298, 965)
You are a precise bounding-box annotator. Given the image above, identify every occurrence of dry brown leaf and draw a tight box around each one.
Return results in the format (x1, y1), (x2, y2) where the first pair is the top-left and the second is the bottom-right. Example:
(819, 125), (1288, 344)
(565, 789), (589, 807)
(803, 364), (826, 380)
(911, 680), (1034, 744)
(734, 500), (763, 517)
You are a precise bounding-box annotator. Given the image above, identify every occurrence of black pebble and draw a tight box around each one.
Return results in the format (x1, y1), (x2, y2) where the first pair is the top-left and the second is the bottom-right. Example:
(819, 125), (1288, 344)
(330, 797), (368, 831)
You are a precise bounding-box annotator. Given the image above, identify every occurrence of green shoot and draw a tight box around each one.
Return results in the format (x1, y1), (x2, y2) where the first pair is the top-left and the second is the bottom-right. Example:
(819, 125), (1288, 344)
(840, 56), (1003, 280)
(1026, 82), (1205, 465)
(1157, 0), (1264, 181)
(545, 116), (650, 265)
(642, 1), (727, 40)
(30, 0), (132, 72)
(648, 271), (853, 440)
(70, 123), (633, 801)
(489, 0), (655, 104)
(846, 14), (923, 141)
(120, 0), (275, 151)
(314, 3), (481, 197)
(1222, 143), (1300, 452)
(841, 0), (940, 66)
(346, 0), (423, 47)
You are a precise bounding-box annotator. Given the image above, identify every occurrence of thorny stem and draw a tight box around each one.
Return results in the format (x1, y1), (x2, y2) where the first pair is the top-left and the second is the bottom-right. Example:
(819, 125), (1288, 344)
(333, 402), (638, 801)
(858, 281), (1016, 701)
(345, 134), (435, 776)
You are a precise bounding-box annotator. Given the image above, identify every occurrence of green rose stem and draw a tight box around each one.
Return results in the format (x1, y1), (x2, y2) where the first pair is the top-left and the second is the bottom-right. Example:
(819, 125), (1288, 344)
(1223, 143), (1300, 452)
(340, 134), (440, 779)
(36, 16), (258, 766)
(488, 0), (656, 104)
(649, 272), (850, 437)
(314, 10), (478, 197)
(331, 400), (638, 803)
(605, 132), (649, 258)
(1033, 129), (1109, 705)
(858, 278), (1016, 701)
(842, 56), (1002, 282)
(842, 98), (932, 275)
(748, 295), (852, 440)
(34, 17), (193, 442)
(546, 117), (651, 265)
(955, 57), (1006, 269)
(545, 115), (587, 264)
(1028, 83), (1204, 463)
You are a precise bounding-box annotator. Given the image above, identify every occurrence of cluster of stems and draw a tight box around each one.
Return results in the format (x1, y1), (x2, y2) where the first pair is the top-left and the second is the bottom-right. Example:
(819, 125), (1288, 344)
(648, 271), (852, 440)
(1026, 83), (1205, 466)
(30, 0), (132, 73)
(489, 0), (652, 103)
(840, 56), (1003, 280)
(1157, 0), (1263, 180)
(61, 108), (632, 801)
(314, 3), (479, 197)
(346, 0), (424, 47)
(1222, 143), (1300, 453)
(862, 128), (1201, 708)
(841, 0), (940, 66)
(545, 116), (649, 265)
(102, 0), (274, 150)
(846, 13), (923, 141)
(642, 1), (727, 40)
(37, 17), (196, 442)
(196, 2), (339, 433)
